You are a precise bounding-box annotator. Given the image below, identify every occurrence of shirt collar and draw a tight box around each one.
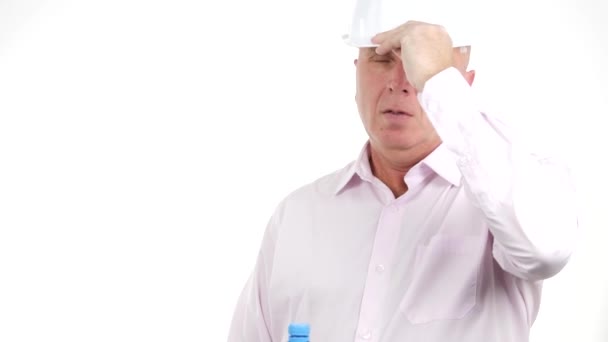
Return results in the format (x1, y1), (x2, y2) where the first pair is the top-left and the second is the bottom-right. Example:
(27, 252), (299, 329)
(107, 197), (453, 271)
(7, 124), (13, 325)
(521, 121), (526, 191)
(332, 143), (371, 195)
(418, 142), (462, 187)
(333, 141), (462, 195)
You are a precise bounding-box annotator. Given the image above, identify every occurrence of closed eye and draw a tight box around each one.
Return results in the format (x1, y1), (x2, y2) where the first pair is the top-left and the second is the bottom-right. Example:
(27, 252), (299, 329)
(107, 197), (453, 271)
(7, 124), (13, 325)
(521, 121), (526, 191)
(363, 48), (398, 64)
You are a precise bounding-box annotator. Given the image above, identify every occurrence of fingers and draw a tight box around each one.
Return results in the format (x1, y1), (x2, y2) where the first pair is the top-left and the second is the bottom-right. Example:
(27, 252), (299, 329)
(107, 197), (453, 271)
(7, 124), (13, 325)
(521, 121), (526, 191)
(371, 21), (418, 55)
(371, 26), (402, 55)
(375, 38), (398, 55)
(370, 30), (391, 45)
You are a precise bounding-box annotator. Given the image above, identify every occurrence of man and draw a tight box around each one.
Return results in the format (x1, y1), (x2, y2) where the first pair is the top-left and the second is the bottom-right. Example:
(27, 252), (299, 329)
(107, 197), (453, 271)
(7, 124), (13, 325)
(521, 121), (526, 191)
(227, 17), (578, 342)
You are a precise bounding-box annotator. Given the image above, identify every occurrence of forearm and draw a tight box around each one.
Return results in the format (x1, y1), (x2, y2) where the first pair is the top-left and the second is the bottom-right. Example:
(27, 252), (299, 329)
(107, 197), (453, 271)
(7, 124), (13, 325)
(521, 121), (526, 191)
(459, 126), (578, 280)
(419, 67), (579, 280)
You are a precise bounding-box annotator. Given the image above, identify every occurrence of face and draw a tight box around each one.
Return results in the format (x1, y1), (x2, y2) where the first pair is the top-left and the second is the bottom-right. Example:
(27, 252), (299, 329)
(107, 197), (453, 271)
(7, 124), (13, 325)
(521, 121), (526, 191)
(354, 48), (439, 154)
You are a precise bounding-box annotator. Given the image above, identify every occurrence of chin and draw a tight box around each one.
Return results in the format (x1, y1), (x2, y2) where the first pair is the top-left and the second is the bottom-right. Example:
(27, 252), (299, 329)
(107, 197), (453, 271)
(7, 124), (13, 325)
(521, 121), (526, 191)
(378, 137), (421, 151)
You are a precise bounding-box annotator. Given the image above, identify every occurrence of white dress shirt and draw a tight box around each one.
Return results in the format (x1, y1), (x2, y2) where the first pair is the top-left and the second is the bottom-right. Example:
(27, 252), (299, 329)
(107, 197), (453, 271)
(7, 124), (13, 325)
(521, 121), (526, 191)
(227, 67), (579, 342)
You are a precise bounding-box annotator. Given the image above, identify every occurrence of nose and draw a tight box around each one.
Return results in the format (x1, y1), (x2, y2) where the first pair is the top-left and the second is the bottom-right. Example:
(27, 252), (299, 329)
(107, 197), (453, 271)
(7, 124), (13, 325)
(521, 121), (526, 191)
(387, 67), (414, 94)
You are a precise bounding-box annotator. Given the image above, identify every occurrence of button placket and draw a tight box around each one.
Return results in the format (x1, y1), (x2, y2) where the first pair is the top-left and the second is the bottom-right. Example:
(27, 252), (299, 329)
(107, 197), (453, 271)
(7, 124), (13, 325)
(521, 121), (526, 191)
(354, 203), (403, 341)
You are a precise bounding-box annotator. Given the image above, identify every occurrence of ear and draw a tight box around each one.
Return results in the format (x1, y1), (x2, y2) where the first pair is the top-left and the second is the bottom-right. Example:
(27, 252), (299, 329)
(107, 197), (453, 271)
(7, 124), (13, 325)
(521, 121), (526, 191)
(465, 69), (476, 86)
(354, 59), (358, 66)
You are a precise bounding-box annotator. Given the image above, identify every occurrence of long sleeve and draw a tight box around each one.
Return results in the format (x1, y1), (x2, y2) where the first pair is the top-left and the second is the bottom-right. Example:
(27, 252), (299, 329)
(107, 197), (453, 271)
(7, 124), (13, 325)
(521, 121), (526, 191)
(227, 213), (278, 342)
(418, 67), (579, 281)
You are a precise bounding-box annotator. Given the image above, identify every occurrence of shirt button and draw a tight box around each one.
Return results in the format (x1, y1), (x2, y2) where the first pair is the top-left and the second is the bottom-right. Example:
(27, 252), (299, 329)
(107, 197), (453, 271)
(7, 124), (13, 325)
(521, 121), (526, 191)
(375, 264), (385, 273)
(359, 330), (372, 340)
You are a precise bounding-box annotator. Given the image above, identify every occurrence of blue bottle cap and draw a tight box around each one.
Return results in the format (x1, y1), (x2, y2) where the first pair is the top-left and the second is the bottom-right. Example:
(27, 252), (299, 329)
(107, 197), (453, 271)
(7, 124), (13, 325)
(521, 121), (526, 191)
(288, 337), (309, 342)
(288, 323), (310, 337)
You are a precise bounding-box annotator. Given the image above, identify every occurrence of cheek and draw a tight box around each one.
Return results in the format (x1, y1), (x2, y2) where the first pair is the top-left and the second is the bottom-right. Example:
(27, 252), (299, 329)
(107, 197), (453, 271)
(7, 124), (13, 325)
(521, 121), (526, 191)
(357, 73), (386, 112)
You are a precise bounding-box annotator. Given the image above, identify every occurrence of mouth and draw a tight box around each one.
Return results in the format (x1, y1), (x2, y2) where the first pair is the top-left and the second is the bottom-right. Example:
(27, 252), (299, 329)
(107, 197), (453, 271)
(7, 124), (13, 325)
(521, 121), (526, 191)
(382, 109), (413, 117)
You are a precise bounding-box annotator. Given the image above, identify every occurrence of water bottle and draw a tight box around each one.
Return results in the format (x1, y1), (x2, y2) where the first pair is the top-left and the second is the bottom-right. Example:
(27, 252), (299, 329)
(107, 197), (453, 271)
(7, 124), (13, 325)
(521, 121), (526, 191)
(288, 323), (310, 342)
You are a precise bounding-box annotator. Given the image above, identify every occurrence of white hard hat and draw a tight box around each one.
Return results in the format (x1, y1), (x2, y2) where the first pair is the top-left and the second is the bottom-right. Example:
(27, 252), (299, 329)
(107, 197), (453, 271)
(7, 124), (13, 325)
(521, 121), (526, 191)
(342, 0), (475, 48)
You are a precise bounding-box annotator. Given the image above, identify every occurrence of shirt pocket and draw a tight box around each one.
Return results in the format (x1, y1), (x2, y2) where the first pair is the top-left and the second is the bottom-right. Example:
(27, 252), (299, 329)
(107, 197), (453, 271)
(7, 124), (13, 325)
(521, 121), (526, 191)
(398, 234), (481, 324)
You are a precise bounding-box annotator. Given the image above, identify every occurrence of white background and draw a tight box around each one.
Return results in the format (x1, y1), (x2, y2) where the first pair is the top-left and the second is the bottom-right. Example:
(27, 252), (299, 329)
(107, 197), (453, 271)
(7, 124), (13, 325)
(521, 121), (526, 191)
(0, 0), (606, 341)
